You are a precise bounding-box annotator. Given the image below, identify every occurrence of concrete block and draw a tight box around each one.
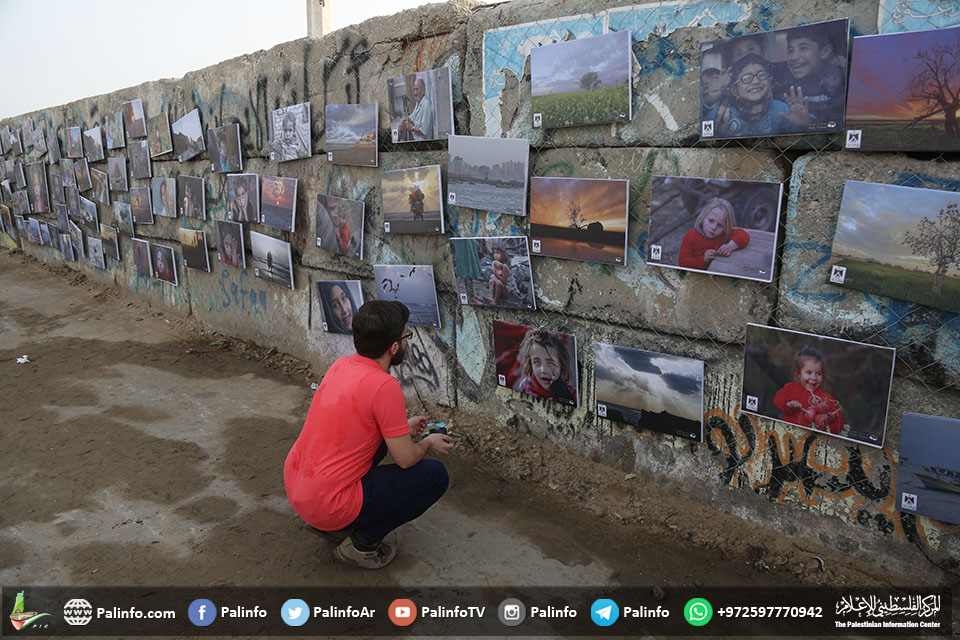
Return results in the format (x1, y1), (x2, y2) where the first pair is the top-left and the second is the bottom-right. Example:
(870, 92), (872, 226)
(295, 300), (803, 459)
(777, 152), (960, 386)
(528, 146), (785, 343)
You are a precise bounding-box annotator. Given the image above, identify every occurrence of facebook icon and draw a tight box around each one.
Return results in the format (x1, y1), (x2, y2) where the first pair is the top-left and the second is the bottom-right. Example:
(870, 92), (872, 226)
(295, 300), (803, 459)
(188, 599), (217, 627)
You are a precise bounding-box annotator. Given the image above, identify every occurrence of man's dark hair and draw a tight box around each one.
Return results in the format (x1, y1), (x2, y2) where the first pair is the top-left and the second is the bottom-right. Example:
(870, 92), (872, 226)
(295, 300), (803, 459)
(353, 300), (410, 358)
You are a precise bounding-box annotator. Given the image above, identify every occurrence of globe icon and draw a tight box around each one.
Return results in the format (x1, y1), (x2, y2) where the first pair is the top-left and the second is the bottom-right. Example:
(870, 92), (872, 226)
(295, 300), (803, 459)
(63, 598), (93, 626)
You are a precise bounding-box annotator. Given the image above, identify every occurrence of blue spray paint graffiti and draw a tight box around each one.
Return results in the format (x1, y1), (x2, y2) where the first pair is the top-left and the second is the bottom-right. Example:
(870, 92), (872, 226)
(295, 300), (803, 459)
(218, 268), (268, 315)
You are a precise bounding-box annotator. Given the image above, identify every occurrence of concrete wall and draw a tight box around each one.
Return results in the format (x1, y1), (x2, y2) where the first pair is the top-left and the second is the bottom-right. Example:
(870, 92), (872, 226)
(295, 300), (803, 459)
(3, 0), (957, 575)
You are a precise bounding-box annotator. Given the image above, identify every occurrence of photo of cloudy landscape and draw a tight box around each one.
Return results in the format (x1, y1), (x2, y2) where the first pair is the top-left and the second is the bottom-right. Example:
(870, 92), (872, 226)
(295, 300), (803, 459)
(325, 102), (377, 166)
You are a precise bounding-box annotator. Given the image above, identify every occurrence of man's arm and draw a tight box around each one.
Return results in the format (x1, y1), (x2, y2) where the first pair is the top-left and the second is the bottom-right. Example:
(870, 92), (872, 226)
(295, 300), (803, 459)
(385, 432), (453, 469)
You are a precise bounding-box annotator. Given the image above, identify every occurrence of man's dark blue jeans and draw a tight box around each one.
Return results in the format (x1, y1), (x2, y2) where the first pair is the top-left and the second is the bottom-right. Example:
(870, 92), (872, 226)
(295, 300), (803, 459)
(345, 441), (449, 549)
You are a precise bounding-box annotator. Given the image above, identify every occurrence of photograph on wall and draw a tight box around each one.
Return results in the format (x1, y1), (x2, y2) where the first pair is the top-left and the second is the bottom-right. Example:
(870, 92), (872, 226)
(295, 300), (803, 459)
(594, 343), (704, 442)
(530, 29), (633, 129)
(65, 186), (80, 217)
(46, 130), (61, 165)
(14, 162), (26, 190)
(100, 224), (120, 260)
(114, 201), (134, 236)
(207, 123), (242, 173)
(260, 175), (297, 232)
(9, 128), (23, 155)
(74, 158), (92, 192)
(66, 126), (83, 158)
(108, 157), (128, 192)
(0, 205), (13, 235)
(49, 171), (63, 204)
(150, 177), (176, 218)
(647, 175), (782, 282)
(0, 180), (11, 205)
(83, 126), (105, 162)
(381, 164), (443, 234)
(150, 243), (178, 285)
(845, 25), (960, 152)
(372, 264), (441, 328)
(15, 214), (26, 234)
(447, 135), (528, 216)
(122, 98), (147, 139)
(130, 186), (154, 224)
(55, 204), (69, 231)
(172, 108), (205, 162)
(60, 234), (75, 261)
(177, 175), (205, 219)
(61, 158), (77, 188)
(179, 227), (210, 272)
(24, 161), (49, 214)
(87, 236), (106, 270)
(493, 319), (579, 407)
(131, 238), (152, 276)
(104, 111), (125, 149)
(269, 101), (311, 162)
(315, 193), (364, 260)
(147, 111), (172, 158)
(32, 127), (47, 156)
(324, 102), (376, 166)
(90, 168), (110, 206)
(78, 195), (99, 232)
(249, 230), (293, 289)
(226, 173), (259, 223)
(13, 191), (29, 217)
(316, 280), (363, 334)
(68, 220), (84, 260)
(26, 217), (42, 244)
(699, 19), (849, 140)
(741, 323), (896, 448)
(129, 140), (152, 179)
(828, 180), (960, 313)
(529, 176), (629, 265)
(449, 236), (535, 310)
(216, 219), (245, 268)
(387, 67), (454, 143)
(39, 221), (52, 247)
(896, 413), (960, 525)
(0, 125), (10, 154)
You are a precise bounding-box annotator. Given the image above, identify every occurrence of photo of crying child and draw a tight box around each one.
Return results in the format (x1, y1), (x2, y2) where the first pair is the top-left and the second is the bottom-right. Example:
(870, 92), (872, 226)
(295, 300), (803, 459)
(493, 320), (579, 407)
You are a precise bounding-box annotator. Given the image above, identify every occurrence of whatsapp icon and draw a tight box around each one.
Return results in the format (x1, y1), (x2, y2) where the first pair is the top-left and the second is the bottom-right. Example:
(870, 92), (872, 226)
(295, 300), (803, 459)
(683, 598), (713, 627)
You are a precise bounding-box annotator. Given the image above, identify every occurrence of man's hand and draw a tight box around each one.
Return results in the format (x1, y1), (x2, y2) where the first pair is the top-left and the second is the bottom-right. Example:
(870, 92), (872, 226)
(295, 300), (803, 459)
(421, 433), (454, 456)
(408, 415), (428, 435)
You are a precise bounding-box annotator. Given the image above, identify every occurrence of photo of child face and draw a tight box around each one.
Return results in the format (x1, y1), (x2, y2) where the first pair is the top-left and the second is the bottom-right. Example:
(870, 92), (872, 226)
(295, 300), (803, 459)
(732, 62), (772, 103)
(329, 284), (353, 331)
(282, 114), (297, 147)
(787, 36), (829, 80)
(236, 184), (247, 209)
(223, 233), (239, 264)
(529, 342), (561, 391)
(797, 357), (823, 393)
(732, 37), (763, 62)
(701, 207), (727, 239)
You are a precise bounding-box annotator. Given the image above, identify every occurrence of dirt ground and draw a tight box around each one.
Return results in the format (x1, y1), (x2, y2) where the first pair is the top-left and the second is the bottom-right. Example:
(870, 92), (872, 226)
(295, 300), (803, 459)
(0, 250), (952, 598)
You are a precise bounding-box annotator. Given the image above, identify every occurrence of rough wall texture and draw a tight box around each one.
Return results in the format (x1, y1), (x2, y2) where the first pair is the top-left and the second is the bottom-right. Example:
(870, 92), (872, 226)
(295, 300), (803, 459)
(3, 0), (957, 576)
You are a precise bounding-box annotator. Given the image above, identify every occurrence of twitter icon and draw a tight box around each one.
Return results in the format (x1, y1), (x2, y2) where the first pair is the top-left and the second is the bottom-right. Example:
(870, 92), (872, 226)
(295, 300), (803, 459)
(281, 599), (309, 627)
(590, 599), (619, 627)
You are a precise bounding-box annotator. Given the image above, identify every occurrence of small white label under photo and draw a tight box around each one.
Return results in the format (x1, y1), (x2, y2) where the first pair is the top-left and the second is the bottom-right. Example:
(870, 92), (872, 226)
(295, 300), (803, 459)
(322, 322), (328, 331)
(183, 258), (187, 266)
(498, 374), (507, 386)
(901, 492), (918, 511)
(845, 130), (862, 149)
(384, 221), (391, 233)
(459, 292), (468, 304)
(211, 163), (217, 172)
(533, 113), (542, 128)
(531, 239), (541, 253)
(327, 152), (333, 161)
(745, 395), (759, 412)
(316, 238), (322, 247)
(701, 120), (715, 138)
(254, 268), (260, 276)
(597, 403), (607, 418)
(448, 192), (456, 204)
(392, 129), (399, 142)
(650, 244), (662, 261)
(830, 265), (847, 285)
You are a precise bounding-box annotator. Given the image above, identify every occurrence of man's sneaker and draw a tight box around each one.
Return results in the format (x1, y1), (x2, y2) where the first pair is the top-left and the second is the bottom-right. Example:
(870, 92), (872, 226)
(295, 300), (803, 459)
(304, 523), (351, 543)
(334, 535), (397, 569)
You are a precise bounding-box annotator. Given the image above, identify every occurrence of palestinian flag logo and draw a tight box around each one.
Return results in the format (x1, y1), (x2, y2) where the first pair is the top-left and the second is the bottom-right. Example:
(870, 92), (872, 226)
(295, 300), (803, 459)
(9, 591), (52, 630)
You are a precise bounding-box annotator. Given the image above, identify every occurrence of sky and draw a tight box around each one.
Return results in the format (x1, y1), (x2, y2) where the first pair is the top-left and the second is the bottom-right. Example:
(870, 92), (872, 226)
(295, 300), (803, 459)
(381, 165), (442, 214)
(530, 177), (628, 231)
(324, 103), (377, 144)
(373, 265), (438, 305)
(0, 0), (447, 120)
(833, 180), (960, 275)
(900, 413), (960, 470)
(594, 343), (703, 421)
(846, 26), (960, 120)
(531, 30), (631, 96)
(449, 134), (528, 168)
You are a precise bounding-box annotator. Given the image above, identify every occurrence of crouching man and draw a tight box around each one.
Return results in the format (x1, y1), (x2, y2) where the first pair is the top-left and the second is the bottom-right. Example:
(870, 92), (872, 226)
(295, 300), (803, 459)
(284, 300), (453, 569)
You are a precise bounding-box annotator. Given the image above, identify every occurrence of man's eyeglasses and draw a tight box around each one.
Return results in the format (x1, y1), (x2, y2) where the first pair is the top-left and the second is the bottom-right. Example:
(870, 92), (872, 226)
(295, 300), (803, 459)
(736, 70), (773, 85)
(398, 331), (413, 342)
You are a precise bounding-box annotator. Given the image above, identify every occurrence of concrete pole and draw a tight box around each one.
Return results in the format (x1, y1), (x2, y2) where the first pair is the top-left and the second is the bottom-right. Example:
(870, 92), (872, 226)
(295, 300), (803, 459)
(306, 0), (334, 37)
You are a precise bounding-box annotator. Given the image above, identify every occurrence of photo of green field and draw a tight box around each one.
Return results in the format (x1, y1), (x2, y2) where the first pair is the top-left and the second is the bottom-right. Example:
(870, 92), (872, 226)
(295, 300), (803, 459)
(830, 180), (960, 313)
(530, 30), (632, 129)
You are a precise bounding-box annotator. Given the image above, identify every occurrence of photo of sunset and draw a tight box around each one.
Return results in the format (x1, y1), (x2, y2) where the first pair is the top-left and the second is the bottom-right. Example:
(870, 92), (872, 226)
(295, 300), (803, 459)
(381, 164), (444, 234)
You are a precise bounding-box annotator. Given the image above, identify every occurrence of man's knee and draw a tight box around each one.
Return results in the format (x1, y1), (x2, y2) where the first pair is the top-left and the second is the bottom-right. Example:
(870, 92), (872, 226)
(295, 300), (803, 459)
(417, 459), (449, 495)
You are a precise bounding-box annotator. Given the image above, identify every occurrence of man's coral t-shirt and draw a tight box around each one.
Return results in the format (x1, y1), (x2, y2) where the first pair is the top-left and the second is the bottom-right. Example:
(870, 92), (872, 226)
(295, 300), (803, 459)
(284, 354), (409, 530)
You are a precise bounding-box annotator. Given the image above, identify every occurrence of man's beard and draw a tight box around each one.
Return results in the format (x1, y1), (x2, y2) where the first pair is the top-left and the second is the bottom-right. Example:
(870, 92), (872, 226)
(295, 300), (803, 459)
(389, 341), (407, 367)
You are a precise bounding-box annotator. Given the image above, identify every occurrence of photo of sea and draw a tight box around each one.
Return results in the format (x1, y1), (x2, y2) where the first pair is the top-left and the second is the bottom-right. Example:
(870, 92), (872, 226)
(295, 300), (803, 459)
(372, 264), (442, 328)
(250, 231), (294, 290)
(447, 135), (528, 216)
(896, 413), (960, 525)
(326, 103), (377, 166)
